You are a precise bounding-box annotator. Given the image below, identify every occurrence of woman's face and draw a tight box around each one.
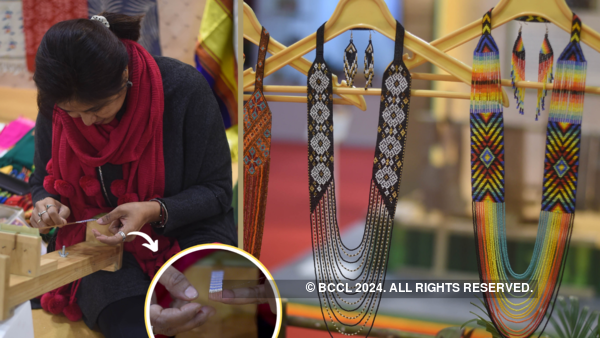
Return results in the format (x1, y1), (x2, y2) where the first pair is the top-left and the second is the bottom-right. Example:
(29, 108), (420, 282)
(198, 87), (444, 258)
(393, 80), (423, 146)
(57, 69), (129, 126)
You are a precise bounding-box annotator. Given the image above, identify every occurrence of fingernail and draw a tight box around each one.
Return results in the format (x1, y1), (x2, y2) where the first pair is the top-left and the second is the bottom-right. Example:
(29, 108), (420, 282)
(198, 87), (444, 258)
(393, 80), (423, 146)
(208, 310), (215, 317)
(185, 286), (198, 299)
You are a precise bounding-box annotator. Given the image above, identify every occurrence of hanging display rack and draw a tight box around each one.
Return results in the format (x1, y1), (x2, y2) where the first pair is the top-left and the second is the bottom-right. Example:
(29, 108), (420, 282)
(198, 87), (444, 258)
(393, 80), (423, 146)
(242, 0), (600, 336)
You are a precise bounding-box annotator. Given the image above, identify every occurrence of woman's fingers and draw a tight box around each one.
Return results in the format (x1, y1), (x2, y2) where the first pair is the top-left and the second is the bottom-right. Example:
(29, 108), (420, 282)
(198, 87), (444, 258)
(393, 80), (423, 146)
(107, 220), (123, 235)
(218, 284), (277, 313)
(46, 205), (65, 226)
(214, 284), (277, 313)
(150, 303), (215, 336)
(151, 291), (158, 305)
(33, 200), (52, 229)
(57, 204), (70, 220)
(159, 266), (199, 302)
(217, 285), (266, 305)
(32, 198), (66, 229)
(95, 206), (138, 243)
(151, 266), (216, 335)
(32, 200), (48, 227)
(40, 211), (53, 226)
(96, 207), (123, 225)
(30, 216), (50, 234)
(170, 298), (190, 309)
(91, 228), (127, 246)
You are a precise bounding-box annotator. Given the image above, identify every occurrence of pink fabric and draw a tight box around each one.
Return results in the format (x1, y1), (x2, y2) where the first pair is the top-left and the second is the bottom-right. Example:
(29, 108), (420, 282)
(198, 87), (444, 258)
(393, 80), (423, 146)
(0, 117), (35, 150)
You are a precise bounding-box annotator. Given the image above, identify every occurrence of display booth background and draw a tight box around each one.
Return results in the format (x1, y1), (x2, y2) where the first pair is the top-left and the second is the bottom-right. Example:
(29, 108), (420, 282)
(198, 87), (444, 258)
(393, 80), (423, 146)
(244, 0), (600, 334)
(0, 0), (207, 89)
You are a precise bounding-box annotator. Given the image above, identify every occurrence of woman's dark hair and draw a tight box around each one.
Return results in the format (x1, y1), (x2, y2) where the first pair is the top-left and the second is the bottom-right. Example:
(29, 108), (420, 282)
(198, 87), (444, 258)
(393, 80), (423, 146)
(33, 12), (143, 114)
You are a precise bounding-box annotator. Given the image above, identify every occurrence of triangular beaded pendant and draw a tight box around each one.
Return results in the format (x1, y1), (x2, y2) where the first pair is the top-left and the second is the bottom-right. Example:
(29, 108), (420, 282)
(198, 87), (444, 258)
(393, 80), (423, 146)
(343, 31), (358, 87)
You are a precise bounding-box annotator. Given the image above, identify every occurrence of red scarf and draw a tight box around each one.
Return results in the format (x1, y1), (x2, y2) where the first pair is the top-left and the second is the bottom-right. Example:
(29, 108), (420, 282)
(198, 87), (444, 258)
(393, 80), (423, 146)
(41, 39), (180, 320)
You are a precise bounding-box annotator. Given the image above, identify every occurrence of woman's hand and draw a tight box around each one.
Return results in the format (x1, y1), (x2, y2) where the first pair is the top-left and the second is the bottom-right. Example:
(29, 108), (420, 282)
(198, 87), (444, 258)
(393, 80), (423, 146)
(92, 201), (160, 245)
(150, 266), (215, 336)
(31, 197), (70, 234)
(215, 282), (277, 314)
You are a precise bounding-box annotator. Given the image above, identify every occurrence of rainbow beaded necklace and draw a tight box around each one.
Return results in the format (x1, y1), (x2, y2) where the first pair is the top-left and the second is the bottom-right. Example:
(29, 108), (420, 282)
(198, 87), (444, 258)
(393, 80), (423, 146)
(470, 9), (586, 337)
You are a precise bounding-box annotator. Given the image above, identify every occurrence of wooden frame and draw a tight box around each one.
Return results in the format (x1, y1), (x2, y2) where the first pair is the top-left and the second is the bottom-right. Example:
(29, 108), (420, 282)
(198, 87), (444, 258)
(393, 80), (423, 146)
(0, 220), (123, 320)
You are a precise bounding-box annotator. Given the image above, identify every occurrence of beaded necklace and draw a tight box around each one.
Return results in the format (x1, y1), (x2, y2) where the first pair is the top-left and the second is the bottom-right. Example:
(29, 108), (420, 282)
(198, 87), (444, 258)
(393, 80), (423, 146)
(243, 27), (272, 258)
(307, 21), (411, 336)
(470, 10), (586, 337)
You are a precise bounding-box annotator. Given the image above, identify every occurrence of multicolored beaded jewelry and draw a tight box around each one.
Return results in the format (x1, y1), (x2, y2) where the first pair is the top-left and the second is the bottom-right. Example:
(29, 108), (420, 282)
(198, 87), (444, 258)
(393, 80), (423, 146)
(243, 27), (272, 259)
(470, 10), (586, 337)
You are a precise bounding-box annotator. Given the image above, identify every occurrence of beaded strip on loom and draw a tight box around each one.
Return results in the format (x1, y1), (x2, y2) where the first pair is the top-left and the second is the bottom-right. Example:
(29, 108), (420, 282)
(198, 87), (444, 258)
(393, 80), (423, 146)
(208, 270), (224, 301)
(243, 27), (272, 259)
(307, 22), (411, 337)
(470, 10), (586, 338)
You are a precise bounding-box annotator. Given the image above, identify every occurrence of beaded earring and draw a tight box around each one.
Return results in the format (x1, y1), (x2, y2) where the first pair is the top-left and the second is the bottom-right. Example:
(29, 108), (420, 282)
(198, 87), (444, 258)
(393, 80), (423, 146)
(343, 30), (358, 87)
(364, 31), (374, 90)
(511, 24), (526, 115)
(536, 25), (554, 120)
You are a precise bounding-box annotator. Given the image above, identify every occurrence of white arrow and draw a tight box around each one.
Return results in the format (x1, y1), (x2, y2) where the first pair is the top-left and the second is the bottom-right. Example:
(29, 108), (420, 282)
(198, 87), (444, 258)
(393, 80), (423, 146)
(127, 231), (159, 252)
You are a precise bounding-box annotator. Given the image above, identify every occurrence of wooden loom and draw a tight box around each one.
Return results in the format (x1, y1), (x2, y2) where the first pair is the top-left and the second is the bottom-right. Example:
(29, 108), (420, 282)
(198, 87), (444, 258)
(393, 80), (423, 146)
(0, 221), (123, 321)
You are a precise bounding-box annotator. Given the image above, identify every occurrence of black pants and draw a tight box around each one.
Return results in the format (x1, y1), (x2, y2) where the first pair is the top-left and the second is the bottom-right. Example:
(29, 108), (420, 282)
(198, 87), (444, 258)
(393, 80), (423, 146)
(97, 295), (149, 338)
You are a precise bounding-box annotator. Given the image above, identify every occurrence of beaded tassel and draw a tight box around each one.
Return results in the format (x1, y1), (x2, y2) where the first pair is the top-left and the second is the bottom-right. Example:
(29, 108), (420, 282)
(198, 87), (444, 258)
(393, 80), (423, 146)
(343, 31), (358, 87)
(511, 27), (526, 115)
(364, 31), (374, 90)
(536, 32), (554, 120)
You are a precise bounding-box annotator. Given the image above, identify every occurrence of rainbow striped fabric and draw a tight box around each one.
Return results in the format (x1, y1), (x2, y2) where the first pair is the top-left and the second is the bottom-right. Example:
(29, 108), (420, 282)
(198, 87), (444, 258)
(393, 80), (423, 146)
(469, 10), (586, 337)
(195, 0), (237, 128)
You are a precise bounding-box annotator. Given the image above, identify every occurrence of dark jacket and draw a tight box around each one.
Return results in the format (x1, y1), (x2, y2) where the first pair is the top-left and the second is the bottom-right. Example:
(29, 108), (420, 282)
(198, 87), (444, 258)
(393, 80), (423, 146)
(29, 56), (237, 328)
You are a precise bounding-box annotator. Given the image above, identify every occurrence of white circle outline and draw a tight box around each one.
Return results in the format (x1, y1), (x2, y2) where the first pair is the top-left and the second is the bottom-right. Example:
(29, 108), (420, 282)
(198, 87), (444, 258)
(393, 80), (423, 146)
(144, 243), (283, 337)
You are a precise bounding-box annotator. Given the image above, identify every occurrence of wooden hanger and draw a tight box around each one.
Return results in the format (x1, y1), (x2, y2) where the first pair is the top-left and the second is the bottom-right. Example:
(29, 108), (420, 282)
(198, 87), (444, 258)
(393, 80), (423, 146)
(243, 0), (511, 108)
(243, 2), (367, 110)
(404, 0), (600, 95)
(243, 85), (471, 106)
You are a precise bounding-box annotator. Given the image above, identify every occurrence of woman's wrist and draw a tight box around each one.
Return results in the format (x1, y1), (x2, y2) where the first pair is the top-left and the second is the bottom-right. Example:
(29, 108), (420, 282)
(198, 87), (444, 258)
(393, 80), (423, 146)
(149, 198), (168, 228)
(145, 201), (162, 224)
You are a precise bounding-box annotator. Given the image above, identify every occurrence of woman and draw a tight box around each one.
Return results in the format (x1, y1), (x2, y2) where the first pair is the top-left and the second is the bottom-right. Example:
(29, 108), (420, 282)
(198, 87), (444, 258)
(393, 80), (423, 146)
(29, 12), (237, 336)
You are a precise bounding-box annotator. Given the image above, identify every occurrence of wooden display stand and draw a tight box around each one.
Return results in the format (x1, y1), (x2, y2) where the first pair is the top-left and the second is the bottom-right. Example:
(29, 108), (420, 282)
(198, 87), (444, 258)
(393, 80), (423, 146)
(0, 220), (123, 321)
